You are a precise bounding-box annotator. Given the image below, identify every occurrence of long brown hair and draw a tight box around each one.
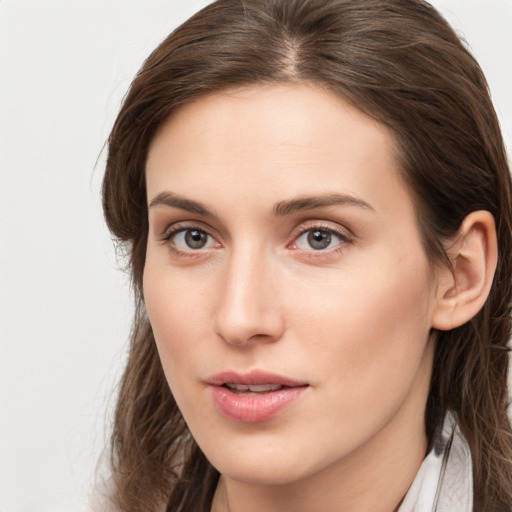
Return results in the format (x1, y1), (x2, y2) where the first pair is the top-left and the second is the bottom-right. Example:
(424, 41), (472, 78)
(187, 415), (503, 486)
(102, 1), (512, 510)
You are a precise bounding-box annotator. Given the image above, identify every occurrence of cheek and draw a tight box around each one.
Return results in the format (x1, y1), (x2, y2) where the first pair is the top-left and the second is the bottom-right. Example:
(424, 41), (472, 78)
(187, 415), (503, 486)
(288, 249), (435, 415)
(143, 262), (212, 385)
(291, 251), (433, 343)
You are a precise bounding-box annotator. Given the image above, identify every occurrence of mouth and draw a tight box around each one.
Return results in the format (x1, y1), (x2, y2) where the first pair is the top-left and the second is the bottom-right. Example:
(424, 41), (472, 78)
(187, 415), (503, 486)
(206, 370), (309, 423)
(222, 383), (292, 396)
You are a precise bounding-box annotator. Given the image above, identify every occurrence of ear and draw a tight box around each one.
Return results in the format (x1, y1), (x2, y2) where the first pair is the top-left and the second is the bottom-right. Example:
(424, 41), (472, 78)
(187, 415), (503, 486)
(431, 210), (497, 331)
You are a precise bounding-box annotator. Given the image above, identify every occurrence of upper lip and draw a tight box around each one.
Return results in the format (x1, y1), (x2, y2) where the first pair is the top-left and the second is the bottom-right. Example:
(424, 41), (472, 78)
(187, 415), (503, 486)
(206, 370), (308, 387)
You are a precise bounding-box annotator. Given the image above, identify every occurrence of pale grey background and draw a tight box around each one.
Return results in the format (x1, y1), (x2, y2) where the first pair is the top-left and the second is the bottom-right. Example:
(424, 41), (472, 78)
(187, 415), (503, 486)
(0, 1), (511, 511)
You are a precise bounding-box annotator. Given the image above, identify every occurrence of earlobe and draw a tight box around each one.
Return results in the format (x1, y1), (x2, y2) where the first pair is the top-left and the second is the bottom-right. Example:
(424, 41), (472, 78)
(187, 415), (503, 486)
(431, 211), (497, 331)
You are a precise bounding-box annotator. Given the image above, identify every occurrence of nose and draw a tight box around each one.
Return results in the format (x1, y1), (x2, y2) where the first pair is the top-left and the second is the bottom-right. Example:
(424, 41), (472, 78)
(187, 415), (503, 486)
(213, 247), (285, 347)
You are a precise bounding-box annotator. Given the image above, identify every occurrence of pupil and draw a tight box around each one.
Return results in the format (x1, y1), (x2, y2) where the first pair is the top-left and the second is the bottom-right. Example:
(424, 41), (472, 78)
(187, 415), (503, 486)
(185, 230), (207, 248)
(308, 230), (331, 250)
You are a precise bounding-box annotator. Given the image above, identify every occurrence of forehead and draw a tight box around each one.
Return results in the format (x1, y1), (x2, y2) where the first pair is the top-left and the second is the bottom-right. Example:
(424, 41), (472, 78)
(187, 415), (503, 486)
(145, 83), (413, 220)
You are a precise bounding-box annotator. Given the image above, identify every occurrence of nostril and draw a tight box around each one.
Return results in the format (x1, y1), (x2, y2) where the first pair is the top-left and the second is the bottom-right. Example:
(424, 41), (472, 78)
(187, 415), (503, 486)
(215, 330), (282, 347)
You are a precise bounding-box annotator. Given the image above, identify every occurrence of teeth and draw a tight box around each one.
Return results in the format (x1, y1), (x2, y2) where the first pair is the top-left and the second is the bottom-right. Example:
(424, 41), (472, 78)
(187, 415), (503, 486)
(225, 383), (283, 392)
(249, 384), (282, 392)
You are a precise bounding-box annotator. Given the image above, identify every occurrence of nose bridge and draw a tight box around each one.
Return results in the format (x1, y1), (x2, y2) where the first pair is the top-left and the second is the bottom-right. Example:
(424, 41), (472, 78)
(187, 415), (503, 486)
(214, 241), (282, 346)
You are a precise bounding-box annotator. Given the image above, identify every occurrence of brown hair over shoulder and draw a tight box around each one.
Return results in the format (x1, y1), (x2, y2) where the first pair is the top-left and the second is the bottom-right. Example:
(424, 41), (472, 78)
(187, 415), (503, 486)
(102, 1), (512, 510)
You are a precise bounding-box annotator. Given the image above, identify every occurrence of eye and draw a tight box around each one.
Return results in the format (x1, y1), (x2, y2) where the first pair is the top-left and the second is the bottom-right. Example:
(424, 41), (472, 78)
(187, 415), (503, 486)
(295, 228), (346, 251)
(165, 227), (218, 251)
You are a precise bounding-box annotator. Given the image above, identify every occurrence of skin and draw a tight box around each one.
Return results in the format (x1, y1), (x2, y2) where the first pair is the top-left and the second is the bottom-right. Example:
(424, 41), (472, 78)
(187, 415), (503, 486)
(143, 83), (444, 512)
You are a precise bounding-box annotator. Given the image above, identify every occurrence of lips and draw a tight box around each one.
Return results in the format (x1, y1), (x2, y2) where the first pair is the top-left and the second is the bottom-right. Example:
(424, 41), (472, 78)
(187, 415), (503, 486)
(206, 370), (309, 423)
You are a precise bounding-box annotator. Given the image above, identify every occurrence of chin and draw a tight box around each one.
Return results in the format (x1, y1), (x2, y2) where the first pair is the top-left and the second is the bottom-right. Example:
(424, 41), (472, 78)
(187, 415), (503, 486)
(203, 439), (325, 487)
(218, 462), (308, 486)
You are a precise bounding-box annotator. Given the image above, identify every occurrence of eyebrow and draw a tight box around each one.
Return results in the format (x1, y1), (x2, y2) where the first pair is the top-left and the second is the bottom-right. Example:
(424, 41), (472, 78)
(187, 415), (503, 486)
(149, 191), (215, 216)
(148, 191), (374, 217)
(273, 193), (374, 216)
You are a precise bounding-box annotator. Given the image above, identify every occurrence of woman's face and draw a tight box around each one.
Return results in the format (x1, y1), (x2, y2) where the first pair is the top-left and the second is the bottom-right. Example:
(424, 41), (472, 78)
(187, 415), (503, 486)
(144, 84), (440, 486)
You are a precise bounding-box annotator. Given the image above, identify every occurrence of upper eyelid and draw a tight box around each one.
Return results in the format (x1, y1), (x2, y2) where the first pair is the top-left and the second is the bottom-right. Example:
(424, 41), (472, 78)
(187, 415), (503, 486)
(161, 221), (217, 240)
(292, 220), (354, 239)
(292, 227), (350, 248)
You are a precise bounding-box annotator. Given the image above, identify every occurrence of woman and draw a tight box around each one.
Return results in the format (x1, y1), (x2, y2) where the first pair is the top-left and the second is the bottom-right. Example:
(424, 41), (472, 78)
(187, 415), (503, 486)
(100, 0), (512, 510)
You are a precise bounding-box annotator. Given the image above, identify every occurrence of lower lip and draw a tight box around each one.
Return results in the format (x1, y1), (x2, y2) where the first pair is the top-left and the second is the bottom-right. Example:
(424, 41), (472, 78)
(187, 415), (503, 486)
(209, 385), (307, 423)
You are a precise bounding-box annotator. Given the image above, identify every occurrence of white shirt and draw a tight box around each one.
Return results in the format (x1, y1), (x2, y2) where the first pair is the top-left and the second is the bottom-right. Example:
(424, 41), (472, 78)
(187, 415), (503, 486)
(398, 412), (473, 512)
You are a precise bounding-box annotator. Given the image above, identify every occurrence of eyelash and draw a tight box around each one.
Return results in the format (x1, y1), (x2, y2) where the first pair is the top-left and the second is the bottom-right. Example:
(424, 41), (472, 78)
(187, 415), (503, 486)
(289, 222), (353, 257)
(160, 222), (353, 257)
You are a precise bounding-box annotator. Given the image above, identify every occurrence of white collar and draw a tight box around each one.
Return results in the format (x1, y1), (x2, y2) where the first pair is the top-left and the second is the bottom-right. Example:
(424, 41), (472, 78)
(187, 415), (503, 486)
(398, 411), (473, 512)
